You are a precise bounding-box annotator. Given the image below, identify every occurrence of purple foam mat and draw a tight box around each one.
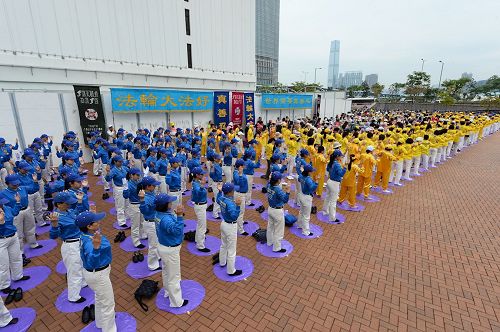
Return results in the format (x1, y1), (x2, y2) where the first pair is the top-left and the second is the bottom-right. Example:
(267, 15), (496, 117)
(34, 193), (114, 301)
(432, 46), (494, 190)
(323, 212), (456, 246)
(316, 211), (346, 224)
(56, 260), (66, 274)
(183, 190), (191, 196)
(401, 177), (413, 182)
(213, 256), (253, 282)
(392, 183), (404, 187)
(24, 239), (58, 259)
(186, 197), (213, 208)
(186, 235), (220, 256)
(206, 211), (222, 222)
(55, 287), (95, 313)
(80, 312), (136, 332)
(253, 171), (264, 177)
(372, 187), (394, 195)
(1, 307), (36, 332)
(337, 201), (365, 212)
(125, 255), (162, 279)
(119, 237), (149, 252)
(35, 224), (51, 235)
(418, 167), (429, 173)
(183, 219), (197, 233)
(112, 219), (132, 230)
(287, 199), (300, 209)
(256, 240), (293, 258)
(96, 180), (104, 185)
(239, 221), (259, 236)
(87, 192), (93, 198)
(252, 183), (264, 191)
(104, 196), (115, 204)
(245, 199), (263, 210)
(110, 207), (117, 215)
(260, 210), (269, 221)
(155, 280), (205, 315)
(289, 223), (323, 239)
(356, 194), (381, 202)
(4, 266), (51, 294)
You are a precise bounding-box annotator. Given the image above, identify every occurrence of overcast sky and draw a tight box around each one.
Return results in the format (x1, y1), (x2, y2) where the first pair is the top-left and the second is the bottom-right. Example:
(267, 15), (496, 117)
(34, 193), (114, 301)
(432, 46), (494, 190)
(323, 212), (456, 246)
(278, 0), (500, 87)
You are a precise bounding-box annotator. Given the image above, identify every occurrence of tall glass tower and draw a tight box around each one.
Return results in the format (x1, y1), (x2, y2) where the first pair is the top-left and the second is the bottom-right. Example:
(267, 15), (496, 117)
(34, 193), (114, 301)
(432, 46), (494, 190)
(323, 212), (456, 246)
(327, 40), (340, 89)
(256, 0), (280, 86)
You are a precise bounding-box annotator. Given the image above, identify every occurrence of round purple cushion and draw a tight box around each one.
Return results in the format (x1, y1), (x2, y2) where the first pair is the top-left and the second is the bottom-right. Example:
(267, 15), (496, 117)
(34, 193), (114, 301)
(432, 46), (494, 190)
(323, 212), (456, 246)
(55, 287), (95, 313)
(372, 187), (394, 195)
(316, 211), (346, 224)
(35, 224), (50, 236)
(289, 223), (323, 239)
(206, 211), (222, 222)
(4, 266), (51, 294)
(183, 219), (197, 233)
(87, 192), (93, 198)
(125, 255), (162, 279)
(287, 199), (300, 209)
(1, 307), (36, 332)
(356, 194), (381, 202)
(213, 256), (254, 282)
(240, 221), (259, 236)
(112, 219), (132, 230)
(119, 237), (148, 252)
(155, 280), (205, 315)
(56, 260), (66, 274)
(245, 199), (263, 210)
(256, 240), (294, 258)
(80, 312), (136, 332)
(253, 171), (264, 177)
(186, 235), (220, 256)
(337, 201), (365, 212)
(24, 239), (58, 259)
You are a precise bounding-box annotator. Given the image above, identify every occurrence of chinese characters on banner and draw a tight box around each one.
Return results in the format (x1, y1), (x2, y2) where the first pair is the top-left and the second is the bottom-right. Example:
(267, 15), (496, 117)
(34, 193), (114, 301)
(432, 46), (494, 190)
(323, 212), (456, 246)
(213, 91), (230, 126)
(261, 93), (313, 110)
(243, 93), (255, 124)
(110, 88), (213, 113)
(231, 92), (244, 126)
(73, 85), (106, 144)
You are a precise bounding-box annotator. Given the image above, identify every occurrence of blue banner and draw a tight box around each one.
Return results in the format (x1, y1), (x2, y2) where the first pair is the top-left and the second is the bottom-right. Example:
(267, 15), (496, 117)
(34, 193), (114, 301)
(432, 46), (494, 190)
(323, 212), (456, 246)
(213, 91), (230, 126)
(244, 93), (255, 124)
(110, 88), (213, 113)
(261, 93), (313, 110)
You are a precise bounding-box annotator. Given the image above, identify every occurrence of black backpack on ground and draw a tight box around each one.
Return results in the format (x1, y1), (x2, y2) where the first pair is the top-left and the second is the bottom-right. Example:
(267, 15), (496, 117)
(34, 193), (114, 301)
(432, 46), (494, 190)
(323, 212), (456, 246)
(184, 231), (196, 242)
(134, 279), (159, 311)
(252, 228), (267, 244)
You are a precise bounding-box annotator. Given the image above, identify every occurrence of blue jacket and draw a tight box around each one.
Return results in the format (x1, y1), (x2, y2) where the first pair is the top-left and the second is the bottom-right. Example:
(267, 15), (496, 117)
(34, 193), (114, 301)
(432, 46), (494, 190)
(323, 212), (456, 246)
(299, 175), (318, 195)
(0, 203), (21, 237)
(18, 172), (40, 194)
(243, 160), (260, 175)
(217, 192), (240, 222)
(233, 171), (248, 193)
(105, 166), (129, 186)
(267, 185), (290, 208)
(165, 168), (181, 190)
(155, 211), (184, 247)
(327, 161), (346, 182)
(191, 180), (207, 203)
(145, 156), (157, 173)
(139, 192), (156, 220)
(67, 188), (89, 213)
(80, 232), (112, 270)
(210, 163), (223, 182)
(123, 180), (141, 203)
(1, 187), (28, 208)
(49, 208), (82, 240)
(155, 157), (169, 176)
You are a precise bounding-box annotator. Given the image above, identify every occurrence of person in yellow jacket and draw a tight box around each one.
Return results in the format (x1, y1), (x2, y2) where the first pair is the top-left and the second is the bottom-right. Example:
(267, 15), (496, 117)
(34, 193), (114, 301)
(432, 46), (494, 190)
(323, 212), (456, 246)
(390, 139), (407, 186)
(246, 123), (254, 142)
(356, 146), (377, 199)
(338, 155), (364, 208)
(420, 134), (431, 170)
(313, 146), (328, 197)
(373, 145), (397, 192)
(263, 138), (275, 179)
(402, 138), (415, 180)
(411, 137), (423, 176)
(201, 128), (208, 156)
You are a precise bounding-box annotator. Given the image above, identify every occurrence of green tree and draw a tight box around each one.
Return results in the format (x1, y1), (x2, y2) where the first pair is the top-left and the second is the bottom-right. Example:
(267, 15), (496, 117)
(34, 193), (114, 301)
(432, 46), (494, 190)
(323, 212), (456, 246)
(388, 82), (405, 100)
(438, 91), (455, 105)
(441, 77), (471, 100)
(405, 71), (431, 102)
(370, 83), (385, 100)
(361, 81), (370, 97)
(476, 75), (500, 97)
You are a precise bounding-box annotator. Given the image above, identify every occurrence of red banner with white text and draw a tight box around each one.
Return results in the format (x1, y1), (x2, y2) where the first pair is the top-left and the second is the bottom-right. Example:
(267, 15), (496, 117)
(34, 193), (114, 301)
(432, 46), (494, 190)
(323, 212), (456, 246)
(230, 92), (244, 126)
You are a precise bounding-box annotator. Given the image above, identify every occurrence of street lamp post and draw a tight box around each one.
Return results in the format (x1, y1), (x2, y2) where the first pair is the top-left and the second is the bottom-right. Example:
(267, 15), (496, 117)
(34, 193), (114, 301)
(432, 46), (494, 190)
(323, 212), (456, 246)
(314, 67), (322, 83)
(421, 58), (425, 71)
(438, 60), (445, 89)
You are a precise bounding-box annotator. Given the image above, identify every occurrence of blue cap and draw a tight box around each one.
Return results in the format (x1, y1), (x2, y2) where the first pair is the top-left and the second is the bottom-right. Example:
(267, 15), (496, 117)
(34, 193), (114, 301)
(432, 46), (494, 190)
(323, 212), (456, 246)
(213, 153), (221, 160)
(112, 155), (123, 163)
(333, 150), (343, 158)
(191, 167), (205, 175)
(159, 148), (168, 155)
(141, 176), (161, 187)
(75, 211), (106, 228)
(270, 171), (283, 182)
(303, 164), (315, 172)
(23, 148), (35, 157)
(126, 133), (134, 139)
(155, 193), (177, 208)
(170, 157), (180, 164)
(128, 168), (141, 175)
(222, 182), (239, 194)
(40, 134), (48, 139)
(67, 173), (85, 182)
(165, 136), (172, 143)
(231, 138), (239, 144)
(248, 139), (257, 145)
(17, 160), (31, 171)
(54, 192), (78, 205)
(234, 159), (245, 168)
(62, 153), (74, 160)
(5, 174), (21, 186)
(300, 149), (309, 156)
(276, 139), (284, 145)
(271, 154), (280, 162)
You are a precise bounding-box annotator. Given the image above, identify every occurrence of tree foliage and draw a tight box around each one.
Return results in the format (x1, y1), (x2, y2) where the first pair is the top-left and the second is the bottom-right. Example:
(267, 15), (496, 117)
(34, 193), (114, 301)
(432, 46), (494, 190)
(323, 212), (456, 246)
(370, 83), (385, 99)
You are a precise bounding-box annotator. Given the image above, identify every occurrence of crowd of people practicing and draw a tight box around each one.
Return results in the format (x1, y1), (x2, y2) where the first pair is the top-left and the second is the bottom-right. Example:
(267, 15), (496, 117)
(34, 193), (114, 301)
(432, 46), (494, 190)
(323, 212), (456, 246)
(0, 109), (498, 331)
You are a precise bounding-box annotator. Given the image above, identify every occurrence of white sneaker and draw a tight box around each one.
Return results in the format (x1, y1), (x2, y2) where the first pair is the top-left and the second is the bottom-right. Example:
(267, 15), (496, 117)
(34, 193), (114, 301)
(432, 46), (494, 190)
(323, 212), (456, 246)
(287, 175), (294, 180)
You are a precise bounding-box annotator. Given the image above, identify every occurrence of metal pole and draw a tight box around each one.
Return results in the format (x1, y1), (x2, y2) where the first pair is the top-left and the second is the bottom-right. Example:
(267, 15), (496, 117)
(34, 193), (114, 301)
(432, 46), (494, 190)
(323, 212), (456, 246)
(314, 67), (322, 83)
(438, 61), (445, 89)
(58, 93), (69, 132)
(421, 58), (425, 71)
(9, 92), (26, 150)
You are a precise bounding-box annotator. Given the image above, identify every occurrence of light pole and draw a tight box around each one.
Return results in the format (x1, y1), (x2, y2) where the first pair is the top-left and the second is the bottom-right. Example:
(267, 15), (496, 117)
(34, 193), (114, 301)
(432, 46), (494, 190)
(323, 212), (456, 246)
(438, 60), (445, 89)
(302, 71), (309, 82)
(420, 58), (425, 72)
(314, 67), (322, 83)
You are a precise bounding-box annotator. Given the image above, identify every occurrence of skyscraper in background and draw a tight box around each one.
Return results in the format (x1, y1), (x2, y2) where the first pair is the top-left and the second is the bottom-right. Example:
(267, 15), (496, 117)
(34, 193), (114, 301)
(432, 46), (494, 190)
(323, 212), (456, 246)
(256, 0), (280, 86)
(327, 40), (340, 89)
(365, 74), (379, 87)
(338, 71), (363, 88)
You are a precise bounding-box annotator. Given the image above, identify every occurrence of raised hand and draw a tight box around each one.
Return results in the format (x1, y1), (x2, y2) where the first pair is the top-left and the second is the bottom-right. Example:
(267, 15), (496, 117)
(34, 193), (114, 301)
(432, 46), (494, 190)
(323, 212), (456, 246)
(92, 231), (102, 249)
(76, 192), (84, 202)
(175, 205), (184, 216)
(15, 193), (21, 203)
(82, 179), (88, 187)
(49, 212), (59, 227)
(138, 190), (146, 199)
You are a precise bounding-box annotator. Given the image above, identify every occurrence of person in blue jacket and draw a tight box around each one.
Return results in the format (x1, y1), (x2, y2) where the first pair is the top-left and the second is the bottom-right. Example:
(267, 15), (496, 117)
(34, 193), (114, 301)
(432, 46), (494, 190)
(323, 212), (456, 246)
(77, 211), (116, 332)
(16, 160), (45, 226)
(243, 151), (260, 206)
(155, 193), (188, 308)
(105, 156), (129, 228)
(65, 173), (89, 214)
(123, 168), (145, 248)
(266, 172), (290, 252)
(138, 177), (162, 270)
(297, 164), (318, 236)
(49, 192), (87, 303)
(323, 150), (347, 223)
(214, 182), (242, 276)
(165, 157), (182, 209)
(155, 148), (170, 194)
(190, 167), (210, 252)
(209, 153), (223, 219)
(0, 195), (30, 294)
(232, 159), (249, 236)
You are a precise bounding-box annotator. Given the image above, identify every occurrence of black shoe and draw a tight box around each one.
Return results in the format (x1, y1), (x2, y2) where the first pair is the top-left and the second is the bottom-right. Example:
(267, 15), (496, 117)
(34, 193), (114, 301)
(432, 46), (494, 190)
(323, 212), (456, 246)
(70, 296), (86, 304)
(240, 232), (249, 236)
(18, 276), (30, 281)
(248, 203), (255, 207)
(13, 287), (23, 302)
(7, 318), (18, 326)
(228, 269), (243, 276)
(205, 229), (209, 234)
(214, 216), (221, 220)
(277, 248), (287, 253)
(308, 232), (314, 236)
(207, 204), (213, 212)
(334, 219), (340, 223)
(1, 287), (12, 294)
(212, 253), (219, 261)
(82, 306), (91, 324)
(102, 193), (109, 200)
(243, 221), (248, 225)
(4, 289), (15, 305)
(132, 252), (139, 263)
(113, 232), (121, 243)
(150, 266), (161, 271)
(89, 304), (95, 321)
(256, 206), (265, 213)
(137, 251), (144, 262)
(208, 187), (213, 193)
(120, 231), (127, 242)
(260, 175), (267, 179)
(31, 244), (44, 249)
(198, 248), (210, 253)
(120, 224), (131, 229)
(181, 299), (189, 307)
(212, 257), (220, 265)
(135, 243), (146, 249)
(23, 258), (31, 267)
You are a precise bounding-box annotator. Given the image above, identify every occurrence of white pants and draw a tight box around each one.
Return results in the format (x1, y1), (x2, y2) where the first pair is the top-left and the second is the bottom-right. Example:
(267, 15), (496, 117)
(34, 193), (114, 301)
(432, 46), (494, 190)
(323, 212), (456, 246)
(83, 266), (116, 332)
(206, 161), (213, 188)
(429, 148), (438, 167)
(324, 179), (340, 221)
(210, 182), (222, 218)
(222, 165), (233, 183)
(392, 160), (404, 184)
(112, 185), (126, 226)
(234, 192), (246, 234)
(0, 297), (12, 327)
(412, 155), (421, 175)
(0, 234), (23, 289)
(127, 203), (145, 246)
(168, 190), (182, 210)
(101, 167), (110, 191)
(403, 159), (413, 180)
(93, 158), (102, 175)
(133, 158), (143, 172)
(435, 148), (442, 163)
(181, 167), (188, 192)
(421, 154), (429, 170)
(245, 175), (254, 204)
(266, 207), (284, 251)
(28, 192), (44, 224)
(14, 208), (37, 253)
(194, 203), (207, 249)
(298, 194), (312, 235)
(158, 244), (183, 307)
(143, 221), (160, 270)
(38, 179), (45, 200)
(287, 155), (296, 177)
(61, 241), (86, 301)
(158, 175), (168, 194)
(219, 221), (237, 274)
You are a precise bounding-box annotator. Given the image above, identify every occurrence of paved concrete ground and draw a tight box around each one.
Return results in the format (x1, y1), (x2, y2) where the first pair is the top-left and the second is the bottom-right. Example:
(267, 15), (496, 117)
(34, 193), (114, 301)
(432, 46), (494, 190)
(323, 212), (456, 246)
(11, 132), (500, 331)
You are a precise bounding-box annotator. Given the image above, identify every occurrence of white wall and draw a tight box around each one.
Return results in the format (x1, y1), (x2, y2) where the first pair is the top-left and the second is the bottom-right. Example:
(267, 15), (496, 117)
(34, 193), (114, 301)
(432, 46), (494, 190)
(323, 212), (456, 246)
(0, 92), (18, 143)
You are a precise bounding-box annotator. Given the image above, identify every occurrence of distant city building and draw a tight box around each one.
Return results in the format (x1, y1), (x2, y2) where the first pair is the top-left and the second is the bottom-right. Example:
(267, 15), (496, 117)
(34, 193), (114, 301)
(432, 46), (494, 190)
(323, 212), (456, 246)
(461, 72), (473, 80)
(339, 71), (363, 88)
(365, 74), (378, 87)
(256, 0), (280, 86)
(327, 40), (340, 89)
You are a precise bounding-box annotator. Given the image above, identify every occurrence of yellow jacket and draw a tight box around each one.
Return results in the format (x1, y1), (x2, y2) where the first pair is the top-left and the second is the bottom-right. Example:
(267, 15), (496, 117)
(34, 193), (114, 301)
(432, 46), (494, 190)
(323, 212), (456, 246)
(377, 150), (396, 171)
(287, 140), (299, 156)
(342, 164), (363, 187)
(359, 153), (377, 178)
